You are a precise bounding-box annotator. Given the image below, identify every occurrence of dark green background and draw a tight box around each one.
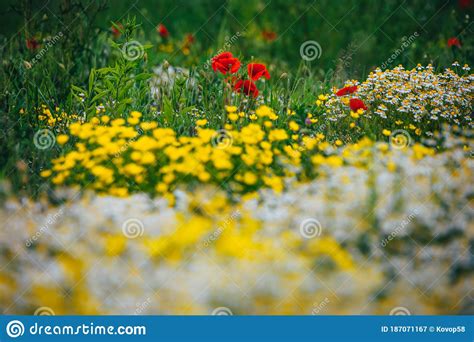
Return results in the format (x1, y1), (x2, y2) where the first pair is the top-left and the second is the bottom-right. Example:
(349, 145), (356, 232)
(1, 0), (472, 76)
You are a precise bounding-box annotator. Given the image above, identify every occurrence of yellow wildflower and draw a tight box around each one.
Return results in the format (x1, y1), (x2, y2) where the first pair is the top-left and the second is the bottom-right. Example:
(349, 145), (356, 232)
(57, 134), (69, 145)
(289, 121), (299, 131)
(196, 119), (207, 126)
(225, 105), (238, 113)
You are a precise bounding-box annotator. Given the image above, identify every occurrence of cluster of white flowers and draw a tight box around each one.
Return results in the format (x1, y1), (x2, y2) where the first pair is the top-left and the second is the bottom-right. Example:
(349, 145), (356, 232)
(324, 64), (474, 131)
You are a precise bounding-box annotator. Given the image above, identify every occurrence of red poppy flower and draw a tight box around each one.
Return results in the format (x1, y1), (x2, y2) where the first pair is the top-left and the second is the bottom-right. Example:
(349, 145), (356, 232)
(26, 38), (40, 50)
(111, 22), (123, 38)
(157, 23), (169, 38)
(211, 52), (241, 75)
(262, 30), (277, 42)
(234, 79), (259, 98)
(247, 63), (270, 81)
(336, 85), (358, 96)
(349, 98), (367, 111)
(447, 37), (461, 48)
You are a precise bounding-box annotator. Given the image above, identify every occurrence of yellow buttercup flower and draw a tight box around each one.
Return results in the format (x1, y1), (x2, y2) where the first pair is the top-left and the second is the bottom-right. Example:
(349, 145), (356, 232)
(268, 129), (288, 142)
(225, 105), (238, 113)
(242, 171), (257, 185)
(140, 122), (158, 130)
(127, 117), (140, 125)
(57, 134), (69, 145)
(40, 170), (52, 177)
(196, 119), (208, 126)
(289, 121), (299, 132)
(123, 163), (144, 176)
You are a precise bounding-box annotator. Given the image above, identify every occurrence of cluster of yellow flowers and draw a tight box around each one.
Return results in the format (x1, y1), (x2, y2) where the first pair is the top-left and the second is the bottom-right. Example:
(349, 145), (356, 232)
(40, 104), (440, 201)
(31, 104), (82, 128)
(41, 106), (308, 200)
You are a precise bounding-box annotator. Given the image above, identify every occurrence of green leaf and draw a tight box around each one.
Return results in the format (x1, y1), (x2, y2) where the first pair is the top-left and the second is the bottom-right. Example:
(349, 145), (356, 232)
(88, 69), (96, 95)
(162, 95), (174, 123)
(71, 85), (87, 96)
(134, 73), (152, 81)
(91, 90), (110, 103)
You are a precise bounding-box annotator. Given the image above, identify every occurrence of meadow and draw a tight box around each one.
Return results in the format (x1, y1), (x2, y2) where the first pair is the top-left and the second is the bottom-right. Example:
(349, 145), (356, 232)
(0, 0), (473, 315)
